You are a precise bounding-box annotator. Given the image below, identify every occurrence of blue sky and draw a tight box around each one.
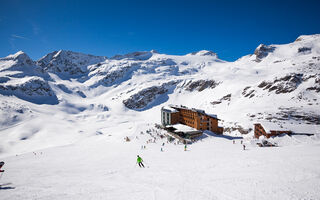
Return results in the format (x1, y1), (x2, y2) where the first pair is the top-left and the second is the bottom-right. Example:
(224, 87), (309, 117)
(1, 0), (320, 61)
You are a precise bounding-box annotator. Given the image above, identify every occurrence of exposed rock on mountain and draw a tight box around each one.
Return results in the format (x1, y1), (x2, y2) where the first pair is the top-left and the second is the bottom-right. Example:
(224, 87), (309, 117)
(242, 87), (255, 98)
(258, 73), (303, 94)
(180, 79), (220, 92)
(254, 44), (276, 62)
(0, 77), (58, 104)
(0, 52), (57, 104)
(123, 81), (179, 110)
(37, 50), (106, 76)
(188, 50), (217, 57)
(211, 94), (232, 105)
(111, 51), (153, 60)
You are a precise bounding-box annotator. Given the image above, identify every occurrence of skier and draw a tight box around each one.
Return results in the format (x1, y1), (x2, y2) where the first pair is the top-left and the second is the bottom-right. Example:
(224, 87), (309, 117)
(184, 145), (187, 151)
(0, 161), (4, 173)
(0, 161), (4, 182)
(136, 155), (145, 168)
(161, 147), (163, 152)
(243, 144), (246, 150)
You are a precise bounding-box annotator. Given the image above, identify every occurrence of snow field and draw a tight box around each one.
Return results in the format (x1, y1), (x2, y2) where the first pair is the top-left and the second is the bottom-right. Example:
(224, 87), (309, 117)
(1, 125), (320, 200)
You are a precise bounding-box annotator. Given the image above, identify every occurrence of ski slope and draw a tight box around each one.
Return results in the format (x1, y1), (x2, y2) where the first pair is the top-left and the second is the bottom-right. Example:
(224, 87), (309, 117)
(1, 126), (320, 200)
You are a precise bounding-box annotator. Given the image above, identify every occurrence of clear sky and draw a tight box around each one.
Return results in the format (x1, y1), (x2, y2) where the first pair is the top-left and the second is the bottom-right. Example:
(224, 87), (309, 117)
(1, 0), (320, 61)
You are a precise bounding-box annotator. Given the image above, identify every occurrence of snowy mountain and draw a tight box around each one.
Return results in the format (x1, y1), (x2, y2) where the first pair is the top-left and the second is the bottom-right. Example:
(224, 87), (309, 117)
(1, 34), (320, 200)
(0, 34), (319, 155)
(0, 51), (57, 105)
(37, 50), (106, 77)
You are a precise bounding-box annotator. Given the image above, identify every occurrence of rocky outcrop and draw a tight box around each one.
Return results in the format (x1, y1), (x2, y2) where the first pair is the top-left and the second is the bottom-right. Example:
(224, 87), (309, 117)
(189, 50), (217, 57)
(37, 50), (106, 76)
(0, 52), (57, 104)
(242, 86), (255, 98)
(181, 79), (220, 92)
(298, 47), (312, 54)
(254, 44), (276, 62)
(111, 51), (153, 60)
(258, 73), (303, 94)
(0, 77), (58, 104)
(123, 81), (178, 110)
(211, 94), (232, 105)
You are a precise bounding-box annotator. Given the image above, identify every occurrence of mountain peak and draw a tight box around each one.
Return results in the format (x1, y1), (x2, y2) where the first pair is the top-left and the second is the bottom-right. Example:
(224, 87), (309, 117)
(295, 34), (320, 42)
(4, 51), (34, 66)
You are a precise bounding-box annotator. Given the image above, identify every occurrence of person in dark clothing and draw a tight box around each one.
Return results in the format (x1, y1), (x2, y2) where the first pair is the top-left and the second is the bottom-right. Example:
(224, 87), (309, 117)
(137, 155), (145, 168)
(0, 161), (4, 173)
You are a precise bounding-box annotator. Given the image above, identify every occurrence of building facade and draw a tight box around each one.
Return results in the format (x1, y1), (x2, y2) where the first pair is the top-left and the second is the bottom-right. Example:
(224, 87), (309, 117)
(161, 105), (223, 134)
(254, 123), (292, 139)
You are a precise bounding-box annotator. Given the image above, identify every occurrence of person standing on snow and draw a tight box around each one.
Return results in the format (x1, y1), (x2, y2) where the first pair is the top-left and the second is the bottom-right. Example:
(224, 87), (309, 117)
(0, 161), (4, 172)
(184, 145), (187, 151)
(137, 155), (145, 168)
(0, 161), (5, 181)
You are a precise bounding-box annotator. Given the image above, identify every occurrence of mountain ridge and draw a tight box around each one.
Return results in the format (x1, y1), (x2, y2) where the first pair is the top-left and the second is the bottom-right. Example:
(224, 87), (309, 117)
(0, 34), (319, 156)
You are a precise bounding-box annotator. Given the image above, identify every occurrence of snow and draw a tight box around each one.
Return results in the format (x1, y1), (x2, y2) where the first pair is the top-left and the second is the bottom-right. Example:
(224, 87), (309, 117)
(169, 123), (199, 132)
(162, 105), (178, 112)
(0, 34), (320, 199)
(0, 129), (319, 200)
(258, 121), (290, 133)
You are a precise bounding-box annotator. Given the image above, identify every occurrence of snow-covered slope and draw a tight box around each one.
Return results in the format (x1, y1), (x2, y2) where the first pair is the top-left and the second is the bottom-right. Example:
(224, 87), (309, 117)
(0, 51), (58, 105)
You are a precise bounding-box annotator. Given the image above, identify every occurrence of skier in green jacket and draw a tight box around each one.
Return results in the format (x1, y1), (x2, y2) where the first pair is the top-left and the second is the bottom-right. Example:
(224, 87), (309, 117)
(137, 155), (145, 168)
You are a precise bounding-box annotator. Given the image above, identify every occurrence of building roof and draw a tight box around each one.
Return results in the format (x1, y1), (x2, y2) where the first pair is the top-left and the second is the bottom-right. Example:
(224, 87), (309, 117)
(256, 122), (318, 134)
(167, 123), (201, 134)
(256, 122), (290, 133)
(162, 106), (179, 113)
(168, 104), (218, 119)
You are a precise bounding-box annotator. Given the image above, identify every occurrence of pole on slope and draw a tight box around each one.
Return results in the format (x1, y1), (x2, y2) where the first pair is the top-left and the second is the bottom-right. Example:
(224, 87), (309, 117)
(0, 171), (4, 183)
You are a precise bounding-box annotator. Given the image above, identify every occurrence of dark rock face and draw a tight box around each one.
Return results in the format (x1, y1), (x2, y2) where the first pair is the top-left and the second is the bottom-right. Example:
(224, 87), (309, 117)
(111, 51), (153, 60)
(258, 73), (303, 94)
(254, 44), (276, 62)
(242, 86), (255, 98)
(123, 81), (178, 110)
(298, 47), (312, 54)
(182, 80), (220, 92)
(37, 50), (106, 76)
(211, 94), (232, 105)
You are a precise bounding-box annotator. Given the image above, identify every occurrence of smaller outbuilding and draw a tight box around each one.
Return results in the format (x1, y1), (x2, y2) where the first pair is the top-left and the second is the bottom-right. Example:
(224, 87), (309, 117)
(254, 123), (292, 139)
